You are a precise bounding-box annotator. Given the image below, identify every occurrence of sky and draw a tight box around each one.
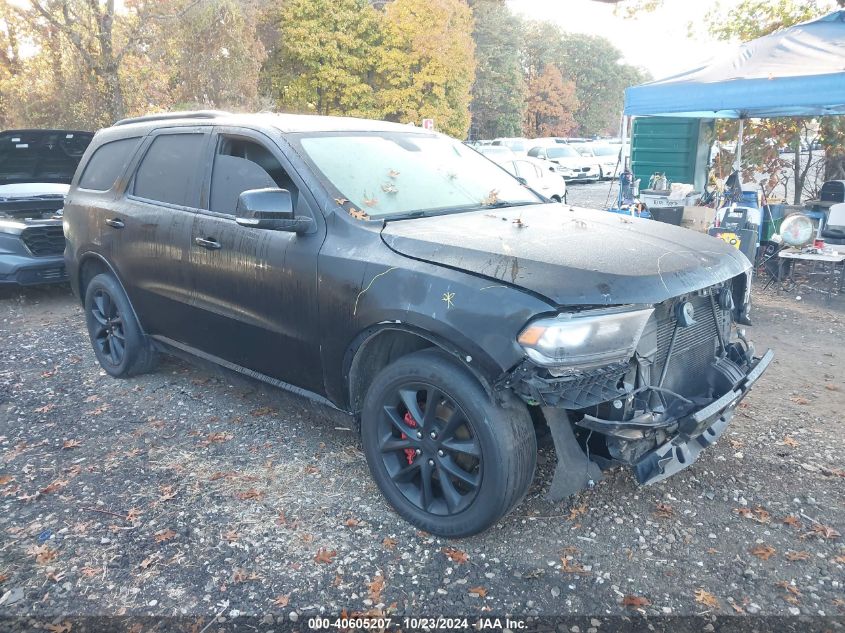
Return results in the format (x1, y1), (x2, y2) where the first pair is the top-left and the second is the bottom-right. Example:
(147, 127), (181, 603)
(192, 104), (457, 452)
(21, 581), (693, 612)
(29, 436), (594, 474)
(507, 0), (741, 80)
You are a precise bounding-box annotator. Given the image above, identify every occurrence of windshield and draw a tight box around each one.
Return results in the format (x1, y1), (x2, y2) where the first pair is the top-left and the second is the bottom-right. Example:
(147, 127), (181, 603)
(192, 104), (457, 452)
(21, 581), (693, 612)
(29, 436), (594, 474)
(298, 132), (541, 218)
(590, 145), (618, 156)
(479, 146), (513, 156)
(0, 130), (93, 185)
(547, 146), (580, 159)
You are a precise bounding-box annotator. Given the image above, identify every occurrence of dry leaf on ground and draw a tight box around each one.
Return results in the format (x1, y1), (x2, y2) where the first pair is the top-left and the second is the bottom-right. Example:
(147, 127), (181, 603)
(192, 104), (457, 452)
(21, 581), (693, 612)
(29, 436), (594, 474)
(695, 589), (720, 608)
(469, 586), (487, 598)
(442, 547), (468, 564)
(314, 548), (337, 564)
(154, 528), (177, 543)
(622, 595), (650, 608)
(751, 544), (776, 560)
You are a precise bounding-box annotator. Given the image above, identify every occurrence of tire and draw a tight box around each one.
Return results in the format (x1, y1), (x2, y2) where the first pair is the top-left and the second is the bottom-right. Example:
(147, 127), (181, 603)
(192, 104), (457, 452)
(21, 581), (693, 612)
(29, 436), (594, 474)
(361, 349), (536, 537)
(84, 273), (157, 378)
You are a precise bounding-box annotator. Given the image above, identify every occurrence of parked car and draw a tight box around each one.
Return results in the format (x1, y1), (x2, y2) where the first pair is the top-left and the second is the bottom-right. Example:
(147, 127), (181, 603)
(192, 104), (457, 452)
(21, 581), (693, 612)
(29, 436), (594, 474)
(578, 143), (621, 180)
(492, 156), (567, 202)
(476, 145), (517, 160)
(0, 129), (93, 286)
(527, 144), (601, 182)
(64, 111), (771, 537)
(491, 137), (529, 156)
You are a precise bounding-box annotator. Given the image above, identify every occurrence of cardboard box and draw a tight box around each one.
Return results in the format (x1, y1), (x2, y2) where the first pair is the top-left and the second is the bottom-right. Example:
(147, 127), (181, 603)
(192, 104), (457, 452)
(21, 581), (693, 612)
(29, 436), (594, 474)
(681, 205), (715, 233)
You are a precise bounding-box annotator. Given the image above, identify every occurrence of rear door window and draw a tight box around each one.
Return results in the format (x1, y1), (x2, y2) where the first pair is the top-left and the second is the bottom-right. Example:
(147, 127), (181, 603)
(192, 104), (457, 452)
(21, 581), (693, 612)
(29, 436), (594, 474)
(133, 133), (206, 206)
(78, 137), (141, 191)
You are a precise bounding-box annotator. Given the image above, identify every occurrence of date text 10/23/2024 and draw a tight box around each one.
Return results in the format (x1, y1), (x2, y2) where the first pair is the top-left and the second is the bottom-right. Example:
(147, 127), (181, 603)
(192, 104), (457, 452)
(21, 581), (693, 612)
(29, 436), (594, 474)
(307, 617), (528, 630)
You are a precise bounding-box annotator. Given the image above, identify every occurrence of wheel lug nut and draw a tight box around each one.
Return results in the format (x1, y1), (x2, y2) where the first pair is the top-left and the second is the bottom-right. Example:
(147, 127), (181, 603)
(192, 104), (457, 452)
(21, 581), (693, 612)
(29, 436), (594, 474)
(429, 431), (437, 439)
(416, 432), (422, 439)
(415, 449), (421, 455)
(437, 449), (444, 457)
(427, 459), (435, 466)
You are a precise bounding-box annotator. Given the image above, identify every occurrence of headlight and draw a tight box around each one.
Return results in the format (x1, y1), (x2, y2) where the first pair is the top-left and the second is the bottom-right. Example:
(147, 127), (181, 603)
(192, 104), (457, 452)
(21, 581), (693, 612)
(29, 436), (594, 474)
(517, 307), (654, 369)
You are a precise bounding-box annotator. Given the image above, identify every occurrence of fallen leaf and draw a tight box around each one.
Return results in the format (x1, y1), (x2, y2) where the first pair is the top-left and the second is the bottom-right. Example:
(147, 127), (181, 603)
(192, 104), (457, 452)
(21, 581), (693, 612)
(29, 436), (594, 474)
(314, 548), (337, 564)
(154, 528), (177, 543)
(823, 383), (839, 391)
(62, 439), (82, 450)
(126, 507), (142, 522)
(80, 567), (100, 577)
(362, 195), (379, 208)
(275, 512), (288, 527)
(0, 475), (14, 485)
(234, 488), (263, 501)
(272, 594), (290, 607)
(695, 588), (720, 608)
(753, 506), (771, 523)
(803, 523), (840, 540)
(783, 515), (802, 528)
(27, 544), (57, 564)
(367, 574), (385, 602)
(730, 602), (745, 614)
(833, 555), (845, 564)
(654, 502), (674, 519)
(622, 594), (651, 608)
(45, 622), (71, 633)
(442, 547), (468, 564)
(382, 537), (397, 550)
(567, 503), (587, 521)
(199, 432), (233, 446)
(250, 406), (277, 417)
(158, 485), (177, 501)
(40, 479), (69, 495)
(223, 529), (239, 543)
(139, 555), (158, 569)
(481, 189), (500, 206)
(735, 507), (754, 519)
(334, 198), (349, 206)
(790, 396), (810, 405)
(782, 436), (799, 447)
(785, 550), (810, 561)
(468, 586), (487, 598)
(560, 558), (589, 574)
(750, 544), (776, 560)
(345, 518), (361, 528)
(349, 208), (369, 221)
(34, 403), (56, 414)
(776, 580), (801, 596)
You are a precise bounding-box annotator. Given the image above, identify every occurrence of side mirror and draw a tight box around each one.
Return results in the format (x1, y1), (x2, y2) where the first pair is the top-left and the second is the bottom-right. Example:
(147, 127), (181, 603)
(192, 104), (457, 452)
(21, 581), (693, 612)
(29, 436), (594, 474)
(235, 188), (313, 233)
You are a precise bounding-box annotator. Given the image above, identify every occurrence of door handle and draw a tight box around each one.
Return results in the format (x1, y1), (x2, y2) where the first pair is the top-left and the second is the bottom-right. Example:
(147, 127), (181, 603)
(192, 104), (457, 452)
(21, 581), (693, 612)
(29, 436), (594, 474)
(194, 237), (221, 250)
(104, 218), (124, 229)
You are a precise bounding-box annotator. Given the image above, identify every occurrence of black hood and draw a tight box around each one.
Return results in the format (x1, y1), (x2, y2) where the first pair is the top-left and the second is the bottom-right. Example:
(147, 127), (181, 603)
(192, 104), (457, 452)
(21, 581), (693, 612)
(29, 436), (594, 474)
(381, 204), (751, 306)
(0, 129), (93, 186)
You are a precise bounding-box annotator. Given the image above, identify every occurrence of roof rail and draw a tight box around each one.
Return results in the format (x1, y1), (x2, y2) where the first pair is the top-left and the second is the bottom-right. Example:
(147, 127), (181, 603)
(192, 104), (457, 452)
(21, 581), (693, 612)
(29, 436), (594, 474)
(113, 110), (231, 127)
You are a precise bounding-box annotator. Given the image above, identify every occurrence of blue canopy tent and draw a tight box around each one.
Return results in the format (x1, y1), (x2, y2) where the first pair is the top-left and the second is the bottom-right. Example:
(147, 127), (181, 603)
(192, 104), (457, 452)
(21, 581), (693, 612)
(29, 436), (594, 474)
(621, 10), (845, 168)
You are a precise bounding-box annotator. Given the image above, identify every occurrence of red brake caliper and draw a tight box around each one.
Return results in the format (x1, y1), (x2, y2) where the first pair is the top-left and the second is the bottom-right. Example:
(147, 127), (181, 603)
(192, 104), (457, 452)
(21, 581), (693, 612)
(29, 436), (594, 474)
(401, 411), (418, 465)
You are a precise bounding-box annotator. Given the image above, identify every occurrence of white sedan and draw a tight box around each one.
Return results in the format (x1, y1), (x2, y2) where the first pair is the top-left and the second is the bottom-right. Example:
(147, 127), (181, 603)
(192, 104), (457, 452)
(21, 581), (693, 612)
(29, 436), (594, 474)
(494, 156), (567, 202)
(526, 145), (600, 182)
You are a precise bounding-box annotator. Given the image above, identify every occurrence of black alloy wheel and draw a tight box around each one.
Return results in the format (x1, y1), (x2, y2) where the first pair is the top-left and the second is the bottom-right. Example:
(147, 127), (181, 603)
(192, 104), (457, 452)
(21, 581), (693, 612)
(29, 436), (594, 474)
(90, 288), (126, 367)
(378, 383), (482, 516)
(361, 349), (537, 537)
(84, 273), (157, 378)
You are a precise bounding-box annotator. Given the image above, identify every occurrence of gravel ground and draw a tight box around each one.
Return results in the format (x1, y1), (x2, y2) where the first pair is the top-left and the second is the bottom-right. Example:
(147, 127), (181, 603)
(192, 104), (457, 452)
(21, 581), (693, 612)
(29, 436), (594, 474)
(0, 274), (843, 625)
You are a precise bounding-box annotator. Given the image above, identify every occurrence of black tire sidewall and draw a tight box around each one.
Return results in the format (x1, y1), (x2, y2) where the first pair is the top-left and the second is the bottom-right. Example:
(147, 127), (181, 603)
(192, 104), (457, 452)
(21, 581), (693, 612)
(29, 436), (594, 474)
(361, 350), (533, 538)
(84, 273), (146, 378)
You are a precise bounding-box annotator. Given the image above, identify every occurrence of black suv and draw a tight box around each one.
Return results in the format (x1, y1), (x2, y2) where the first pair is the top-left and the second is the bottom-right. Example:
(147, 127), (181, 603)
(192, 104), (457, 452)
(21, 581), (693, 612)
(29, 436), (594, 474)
(64, 111), (772, 537)
(0, 129), (93, 286)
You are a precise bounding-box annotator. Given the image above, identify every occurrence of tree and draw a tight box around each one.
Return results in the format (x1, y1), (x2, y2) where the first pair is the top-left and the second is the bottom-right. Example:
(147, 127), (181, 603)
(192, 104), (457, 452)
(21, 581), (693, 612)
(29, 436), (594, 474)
(377, 0), (476, 137)
(704, 0), (840, 41)
(703, 0), (843, 203)
(262, 0), (383, 117)
(469, 0), (525, 139)
(523, 64), (578, 138)
(167, 0), (267, 111)
(555, 33), (647, 136)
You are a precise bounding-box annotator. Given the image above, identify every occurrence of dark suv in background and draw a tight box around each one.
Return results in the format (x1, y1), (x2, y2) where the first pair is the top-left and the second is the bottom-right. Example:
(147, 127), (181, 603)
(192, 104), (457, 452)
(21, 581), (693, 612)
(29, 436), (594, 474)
(0, 129), (93, 286)
(63, 111), (772, 537)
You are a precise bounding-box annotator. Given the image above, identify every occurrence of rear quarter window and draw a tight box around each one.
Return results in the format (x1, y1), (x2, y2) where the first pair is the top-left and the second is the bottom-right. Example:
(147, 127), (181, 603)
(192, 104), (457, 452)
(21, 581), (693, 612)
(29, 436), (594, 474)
(78, 137), (141, 191)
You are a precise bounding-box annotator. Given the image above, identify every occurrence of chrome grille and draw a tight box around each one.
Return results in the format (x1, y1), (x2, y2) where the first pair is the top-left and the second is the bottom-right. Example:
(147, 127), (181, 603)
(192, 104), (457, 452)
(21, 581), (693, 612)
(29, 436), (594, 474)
(21, 226), (65, 256)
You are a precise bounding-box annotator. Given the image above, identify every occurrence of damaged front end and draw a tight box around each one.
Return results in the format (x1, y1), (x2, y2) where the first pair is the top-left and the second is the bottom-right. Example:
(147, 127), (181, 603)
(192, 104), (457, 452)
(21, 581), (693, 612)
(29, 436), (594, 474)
(505, 275), (773, 500)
